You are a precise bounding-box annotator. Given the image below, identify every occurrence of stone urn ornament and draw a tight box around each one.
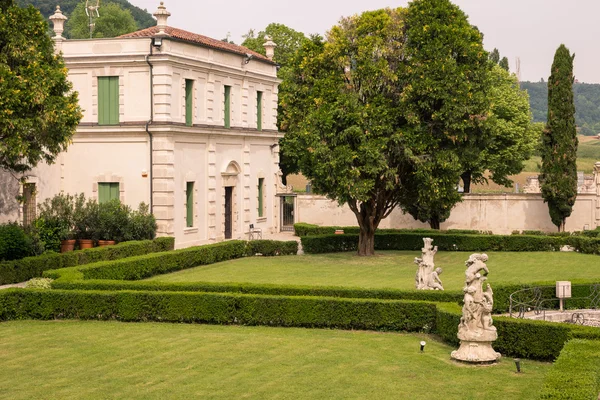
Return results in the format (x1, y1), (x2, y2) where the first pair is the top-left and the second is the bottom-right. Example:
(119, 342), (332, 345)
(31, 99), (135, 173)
(451, 253), (501, 363)
(414, 238), (444, 290)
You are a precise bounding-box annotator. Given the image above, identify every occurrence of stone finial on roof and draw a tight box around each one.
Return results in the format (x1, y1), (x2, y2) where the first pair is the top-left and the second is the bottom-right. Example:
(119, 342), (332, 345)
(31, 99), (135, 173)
(153, 2), (171, 35)
(263, 35), (277, 60)
(49, 6), (68, 39)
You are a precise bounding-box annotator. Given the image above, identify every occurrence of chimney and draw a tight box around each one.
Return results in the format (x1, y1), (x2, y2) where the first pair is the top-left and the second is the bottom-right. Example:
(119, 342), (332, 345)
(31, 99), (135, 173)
(154, 2), (171, 35)
(263, 35), (276, 60)
(49, 6), (68, 40)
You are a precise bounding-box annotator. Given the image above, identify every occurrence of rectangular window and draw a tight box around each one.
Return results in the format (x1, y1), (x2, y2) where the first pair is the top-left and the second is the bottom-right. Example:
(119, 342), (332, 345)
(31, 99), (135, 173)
(257, 91), (263, 131)
(186, 182), (194, 228)
(98, 76), (119, 125)
(98, 182), (120, 204)
(258, 178), (264, 218)
(224, 85), (231, 128)
(185, 79), (194, 126)
(22, 183), (36, 227)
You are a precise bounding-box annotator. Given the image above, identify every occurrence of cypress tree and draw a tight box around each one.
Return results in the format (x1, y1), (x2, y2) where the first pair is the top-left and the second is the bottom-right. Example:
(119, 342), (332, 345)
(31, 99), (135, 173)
(540, 44), (578, 231)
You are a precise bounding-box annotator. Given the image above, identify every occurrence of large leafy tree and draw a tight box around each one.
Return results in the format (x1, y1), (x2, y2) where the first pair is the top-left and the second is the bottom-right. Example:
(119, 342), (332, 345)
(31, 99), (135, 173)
(460, 65), (541, 193)
(540, 44), (578, 231)
(0, 0), (82, 174)
(281, 9), (412, 255)
(398, 0), (491, 229)
(66, 2), (137, 39)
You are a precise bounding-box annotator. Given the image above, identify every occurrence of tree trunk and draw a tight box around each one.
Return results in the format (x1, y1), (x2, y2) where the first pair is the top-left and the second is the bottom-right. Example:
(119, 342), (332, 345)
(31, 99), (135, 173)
(429, 217), (440, 230)
(358, 228), (376, 256)
(461, 171), (472, 194)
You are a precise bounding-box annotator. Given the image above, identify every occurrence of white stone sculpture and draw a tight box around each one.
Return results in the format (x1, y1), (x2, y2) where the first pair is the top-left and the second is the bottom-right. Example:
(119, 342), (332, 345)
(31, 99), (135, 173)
(414, 238), (443, 290)
(451, 253), (501, 363)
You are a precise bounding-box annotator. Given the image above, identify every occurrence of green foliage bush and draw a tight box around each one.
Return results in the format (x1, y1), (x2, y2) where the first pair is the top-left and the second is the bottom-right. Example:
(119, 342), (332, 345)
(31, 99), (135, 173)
(52, 279), (463, 304)
(0, 237), (174, 285)
(0, 289), (436, 332)
(300, 232), (600, 255)
(0, 223), (33, 261)
(246, 240), (298, 256)
(75, 241), (248, 281)
(539, 339), (600, 399)
(293, 223), (487, 237)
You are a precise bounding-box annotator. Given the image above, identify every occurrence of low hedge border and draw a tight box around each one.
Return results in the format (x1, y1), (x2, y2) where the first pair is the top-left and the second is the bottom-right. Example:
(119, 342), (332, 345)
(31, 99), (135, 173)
(0, 237), (175, 285)
(51, 279), (464, 303)
(293, 223), (489, 237)
(45, 240), (299, 282)
(0, 289), (435, 332)
(300, 232), (600, 255)
(435, 302), (600, 361)
(539, 339), (600, 399)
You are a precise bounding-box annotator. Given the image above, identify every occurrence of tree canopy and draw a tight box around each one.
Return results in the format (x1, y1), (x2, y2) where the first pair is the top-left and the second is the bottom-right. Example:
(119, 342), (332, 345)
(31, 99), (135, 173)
(280, 9), (411, 255)
(242, 23), (309, 68)
(460, 65), (541, 192)
(0, 0), (82, 174)
(397, 0), (491, 229)
(16, 0), (155, 33)
(66, 2), (138, 39)
(541, 44), (578, 231)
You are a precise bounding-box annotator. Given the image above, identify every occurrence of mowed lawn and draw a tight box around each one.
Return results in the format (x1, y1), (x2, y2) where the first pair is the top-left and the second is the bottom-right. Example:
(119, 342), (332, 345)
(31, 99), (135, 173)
(145, 251), (600, 291)
(0, 320), (550, 400)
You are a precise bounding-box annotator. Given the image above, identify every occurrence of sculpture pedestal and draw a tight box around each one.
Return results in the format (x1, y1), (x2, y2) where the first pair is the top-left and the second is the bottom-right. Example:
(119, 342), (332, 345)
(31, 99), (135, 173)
(451, 341), (501, 363)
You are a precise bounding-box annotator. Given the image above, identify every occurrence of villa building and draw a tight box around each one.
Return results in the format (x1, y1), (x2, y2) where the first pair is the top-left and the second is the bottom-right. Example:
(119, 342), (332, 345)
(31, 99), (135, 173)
(0, 3), (293, 247)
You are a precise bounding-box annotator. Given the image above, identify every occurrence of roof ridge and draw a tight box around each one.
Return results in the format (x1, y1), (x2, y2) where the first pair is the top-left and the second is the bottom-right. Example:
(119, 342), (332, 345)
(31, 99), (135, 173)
(119, 26), (274, 64)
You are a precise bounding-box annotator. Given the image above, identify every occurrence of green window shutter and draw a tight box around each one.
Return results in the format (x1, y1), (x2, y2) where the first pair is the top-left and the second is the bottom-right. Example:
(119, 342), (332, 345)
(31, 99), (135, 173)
(185, 80), (193, 126)
(257, 91), (263, 131)
(224, 85), (231, 128)
(258, 178), (264, 218)
(186, 182), (194, 227)
(99, 182), (119, 204)
(98, 76), (119, 125)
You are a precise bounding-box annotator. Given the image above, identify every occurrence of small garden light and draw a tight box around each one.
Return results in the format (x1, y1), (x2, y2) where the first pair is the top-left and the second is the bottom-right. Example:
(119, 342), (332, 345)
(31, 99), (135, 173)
(514, 358), (521, 373)
(420, 341), (426, 352)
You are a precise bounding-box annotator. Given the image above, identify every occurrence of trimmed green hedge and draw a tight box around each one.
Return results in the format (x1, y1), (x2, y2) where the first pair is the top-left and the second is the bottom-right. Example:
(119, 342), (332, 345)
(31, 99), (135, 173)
(0, 289), (435, 332)
(434, 302), (600, 361)
(0, 237), (175, 285)
(45, 240), (299, 282)
(245, 240), (298, 256)
(539, 339), (600, 399)
(294, 223), (487, 237)
(52, 279), (464, 303)
(300, 232), (600, 255)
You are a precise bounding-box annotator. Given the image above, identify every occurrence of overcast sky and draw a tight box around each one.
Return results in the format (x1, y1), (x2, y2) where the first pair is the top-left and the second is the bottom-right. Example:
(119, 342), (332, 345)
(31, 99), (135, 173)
(129, 0), (599, 83)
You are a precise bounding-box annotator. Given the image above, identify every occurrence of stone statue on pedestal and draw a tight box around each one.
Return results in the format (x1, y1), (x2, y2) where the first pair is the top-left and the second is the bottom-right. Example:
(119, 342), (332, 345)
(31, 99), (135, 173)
(414, 238), (444, 290)
(451, 253), (501, 363)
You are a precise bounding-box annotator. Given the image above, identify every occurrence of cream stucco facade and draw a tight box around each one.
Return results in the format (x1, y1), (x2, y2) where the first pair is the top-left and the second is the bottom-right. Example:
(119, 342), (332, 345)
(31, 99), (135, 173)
(0, 5), (287, 248)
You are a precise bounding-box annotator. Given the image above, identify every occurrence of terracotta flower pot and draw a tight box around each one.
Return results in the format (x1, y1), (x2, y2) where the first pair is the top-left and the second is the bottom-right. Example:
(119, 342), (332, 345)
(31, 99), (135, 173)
(97, 240), (116, 247)
(60, 239), (76, 253)
(78, 239), (94, 250)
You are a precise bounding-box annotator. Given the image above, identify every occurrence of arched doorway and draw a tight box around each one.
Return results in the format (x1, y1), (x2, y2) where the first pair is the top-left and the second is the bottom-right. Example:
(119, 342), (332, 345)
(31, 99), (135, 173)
(222, 161), (240, 239)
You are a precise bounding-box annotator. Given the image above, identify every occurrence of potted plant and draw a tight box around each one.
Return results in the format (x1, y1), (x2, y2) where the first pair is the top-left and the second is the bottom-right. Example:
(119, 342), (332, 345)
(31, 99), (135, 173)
(73, 194), (97, 250)
(37, 193), (76, 253)
(95, 199), (129, 245)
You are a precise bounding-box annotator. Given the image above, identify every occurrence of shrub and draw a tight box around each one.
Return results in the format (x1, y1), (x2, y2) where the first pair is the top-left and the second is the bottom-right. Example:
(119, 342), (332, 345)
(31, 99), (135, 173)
(246, 240), (298, 256)
(25, 278), (53, 289)
(95, 199), (131, 242)
(300, 232), (600, 255)
(123, 203), (157, 241)
(36, 193), (77, 247)
(0, 223), (33, 261)
(0, 237), (175, 284)
(539, 339), (600, 399)
(0, 289), (437, 332)
(76, 241), (249, 281)
(73, 194), (99, 241)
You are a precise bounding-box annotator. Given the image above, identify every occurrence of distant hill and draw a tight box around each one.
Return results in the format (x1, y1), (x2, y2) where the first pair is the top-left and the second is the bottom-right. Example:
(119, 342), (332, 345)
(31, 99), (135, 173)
(16, 0), (155, 33)
(520, 81), (600, 136)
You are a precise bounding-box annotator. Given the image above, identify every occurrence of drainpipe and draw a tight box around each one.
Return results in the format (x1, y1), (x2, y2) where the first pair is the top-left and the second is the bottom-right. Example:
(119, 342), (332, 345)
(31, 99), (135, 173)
(145, 41), (154, 213)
